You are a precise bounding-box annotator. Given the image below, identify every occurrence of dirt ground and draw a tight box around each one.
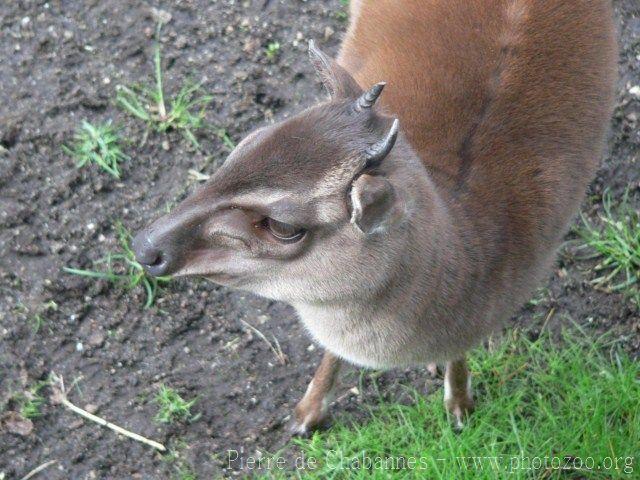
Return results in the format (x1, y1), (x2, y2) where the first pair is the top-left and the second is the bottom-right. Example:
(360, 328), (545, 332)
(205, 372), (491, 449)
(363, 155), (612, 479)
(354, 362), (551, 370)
(1, 1), (639, 478)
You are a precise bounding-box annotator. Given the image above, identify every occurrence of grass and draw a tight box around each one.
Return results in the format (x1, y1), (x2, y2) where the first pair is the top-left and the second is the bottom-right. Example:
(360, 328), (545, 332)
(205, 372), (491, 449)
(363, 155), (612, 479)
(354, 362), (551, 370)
(265, 41), (281, 60)
(18, 382), (48, 420)
(63, 120), (128, 178)
(335, 0), (349, 21)
(15, 300), (58, 333)
(216, 128), (236, 150)
(116, 25), (212, 148)
(162, 440), (199, 480)
(63, 222), (171, 308)
(174, 467), (197, 480)
(578, 191), (640, 304)
(154, 385), (198, 424)
(260, 327), (638, 479)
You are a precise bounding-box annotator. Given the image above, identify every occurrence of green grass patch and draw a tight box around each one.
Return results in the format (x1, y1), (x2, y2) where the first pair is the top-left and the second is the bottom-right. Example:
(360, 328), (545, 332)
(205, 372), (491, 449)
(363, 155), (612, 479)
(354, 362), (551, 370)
(162, 440), (199, 480)
(265, 41), (281, 61)
(261, 328), (638, 479)
(116, 25), (212, 148)
(63, 120), (128, 178)
(578, 191), (640, 304)
(154, 385), (198, 424)
(18, 381), (49, 420)
(335, 0), (349, 21)
(174, 466), (198, 480)
(63, 222), (170, 308)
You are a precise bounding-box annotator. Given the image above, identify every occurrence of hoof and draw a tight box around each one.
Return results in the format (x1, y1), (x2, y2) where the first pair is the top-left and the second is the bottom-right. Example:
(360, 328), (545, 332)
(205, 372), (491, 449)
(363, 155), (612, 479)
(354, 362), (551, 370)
(288, 413), (329, 438)
(289, 399), (331, 437)
(445, 397), (475, 430)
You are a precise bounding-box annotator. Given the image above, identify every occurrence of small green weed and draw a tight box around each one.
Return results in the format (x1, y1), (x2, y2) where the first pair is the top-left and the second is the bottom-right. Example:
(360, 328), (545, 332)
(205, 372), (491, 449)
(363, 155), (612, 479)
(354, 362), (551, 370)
(15, 300), (58, 333)
(63, 120), (128, 178)
(336, 0), (349, 21)
(155, 385), (198, 424)
(216, 128), (236, 150)
(116, 25), (212, 148)
(174, 466), (197, 480)
(63, 222), (170, 308)
(162, 440), (198, 480)
(18, 381), (48, 419)
(265, 41), (281, 60)
(578, 191), (640, 304)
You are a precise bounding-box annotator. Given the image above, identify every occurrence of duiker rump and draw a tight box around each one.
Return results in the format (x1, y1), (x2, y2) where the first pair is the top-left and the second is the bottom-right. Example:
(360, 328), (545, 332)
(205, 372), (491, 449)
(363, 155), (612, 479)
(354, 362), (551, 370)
(133, 0), (617, 433)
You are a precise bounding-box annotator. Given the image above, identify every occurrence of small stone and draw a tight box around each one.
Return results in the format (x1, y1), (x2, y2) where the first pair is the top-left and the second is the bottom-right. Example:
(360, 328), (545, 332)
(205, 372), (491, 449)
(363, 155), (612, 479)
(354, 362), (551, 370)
(84, 403), (98, 414)
(175, 35), (188, 49)
(20, 17), (31, 28)
(243, 37), (259, 54)
(1, 412), (33, 436)
(307, 344), (315, 352)
(69, 419), (84, 429)
(630, 85), (640, 98)
(150, 7), (172, 25)
(63, 30), (74, 40)
(324, 26), (335, 41)
(76, 341), (84, 352)
(162, 140), (170, 151)
(50, 241), (65, 253)
(88, 330), (105, 347)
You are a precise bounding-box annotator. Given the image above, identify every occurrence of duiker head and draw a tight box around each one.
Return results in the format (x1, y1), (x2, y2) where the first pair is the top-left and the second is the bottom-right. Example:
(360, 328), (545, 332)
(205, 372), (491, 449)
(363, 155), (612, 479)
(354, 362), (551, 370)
(133, 42), (412, 303)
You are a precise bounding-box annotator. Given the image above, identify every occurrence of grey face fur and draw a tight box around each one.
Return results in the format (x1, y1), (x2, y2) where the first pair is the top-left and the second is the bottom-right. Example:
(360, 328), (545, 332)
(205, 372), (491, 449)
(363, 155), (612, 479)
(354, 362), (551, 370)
(132, 42), (405, 305)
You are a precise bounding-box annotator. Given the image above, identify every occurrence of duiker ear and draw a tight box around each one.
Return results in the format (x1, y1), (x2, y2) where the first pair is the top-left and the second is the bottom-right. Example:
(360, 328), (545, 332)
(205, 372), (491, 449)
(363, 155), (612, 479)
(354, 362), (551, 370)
(309, 40), (362, 98)
(350, 174), (401, 234)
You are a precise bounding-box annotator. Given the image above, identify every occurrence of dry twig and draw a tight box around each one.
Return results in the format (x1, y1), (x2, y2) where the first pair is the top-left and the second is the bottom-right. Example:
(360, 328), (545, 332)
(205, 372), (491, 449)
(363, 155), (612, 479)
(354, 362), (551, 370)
(19, 459), (57, 480)
(49, 372), (166, 452)
(240, 319), (288, 365)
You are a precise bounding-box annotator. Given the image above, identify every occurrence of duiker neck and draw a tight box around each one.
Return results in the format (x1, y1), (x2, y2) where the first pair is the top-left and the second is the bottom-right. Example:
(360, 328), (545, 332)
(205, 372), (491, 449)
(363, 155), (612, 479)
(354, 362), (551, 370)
(380, 142), (473, 315)
(293, 144), (479, 367)
(305, 140), (473, 317)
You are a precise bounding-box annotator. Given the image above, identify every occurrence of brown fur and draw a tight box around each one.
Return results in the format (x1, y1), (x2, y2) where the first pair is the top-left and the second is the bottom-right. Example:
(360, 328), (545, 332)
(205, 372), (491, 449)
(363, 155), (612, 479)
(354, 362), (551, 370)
(133, 0), (617, 433)
(341, 0), (617, 321)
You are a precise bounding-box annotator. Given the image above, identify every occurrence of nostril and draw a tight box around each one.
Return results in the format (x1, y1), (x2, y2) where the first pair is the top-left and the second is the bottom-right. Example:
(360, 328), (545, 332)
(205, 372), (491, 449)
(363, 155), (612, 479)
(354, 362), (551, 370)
(133, 232), (164, 267)
(137, 246), (172, 276)
(146, 250), (164, 268)
(132, 230), (175, 277)
(138, 246), (166, 269)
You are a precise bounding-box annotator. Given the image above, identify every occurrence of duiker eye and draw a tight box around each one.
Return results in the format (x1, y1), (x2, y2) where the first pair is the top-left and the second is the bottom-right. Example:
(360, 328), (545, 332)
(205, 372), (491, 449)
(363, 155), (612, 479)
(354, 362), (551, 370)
(265, 218), (306, 242)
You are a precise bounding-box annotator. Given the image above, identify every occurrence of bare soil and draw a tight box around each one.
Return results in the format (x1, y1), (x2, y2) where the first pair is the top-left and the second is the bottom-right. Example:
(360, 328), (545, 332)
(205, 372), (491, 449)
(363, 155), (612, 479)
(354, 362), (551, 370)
(1, 1), (639, 478)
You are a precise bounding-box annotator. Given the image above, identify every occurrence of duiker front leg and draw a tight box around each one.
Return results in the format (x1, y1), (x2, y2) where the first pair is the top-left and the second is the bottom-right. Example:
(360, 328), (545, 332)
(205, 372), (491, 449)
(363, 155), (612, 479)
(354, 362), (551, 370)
(291, 351), (341, 436)
(444, 356), (474, 429)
